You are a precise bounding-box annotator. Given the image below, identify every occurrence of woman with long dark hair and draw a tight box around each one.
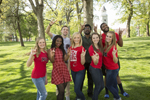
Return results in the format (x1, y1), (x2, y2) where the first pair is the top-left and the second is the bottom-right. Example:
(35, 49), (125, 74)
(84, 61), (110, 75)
(48, 35), (71, 100)
(88, 32), (104, 100)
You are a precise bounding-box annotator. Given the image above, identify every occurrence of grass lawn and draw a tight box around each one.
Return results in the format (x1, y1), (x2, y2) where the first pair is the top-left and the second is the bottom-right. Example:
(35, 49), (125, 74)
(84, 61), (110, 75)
(0, 37), (150, 100)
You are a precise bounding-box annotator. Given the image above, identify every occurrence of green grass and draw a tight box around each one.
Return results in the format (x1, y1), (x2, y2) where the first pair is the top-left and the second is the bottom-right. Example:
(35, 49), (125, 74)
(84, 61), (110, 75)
(0, 37), (150, 100)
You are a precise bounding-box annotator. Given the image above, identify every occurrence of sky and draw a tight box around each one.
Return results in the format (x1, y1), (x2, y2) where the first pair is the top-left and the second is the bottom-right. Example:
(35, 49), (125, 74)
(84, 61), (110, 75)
(94, 2), (126, 29)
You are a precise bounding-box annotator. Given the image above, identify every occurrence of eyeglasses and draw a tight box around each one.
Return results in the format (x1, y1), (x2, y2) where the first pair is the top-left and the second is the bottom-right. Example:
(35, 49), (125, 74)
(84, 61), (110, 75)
(84, 27), (91, 30)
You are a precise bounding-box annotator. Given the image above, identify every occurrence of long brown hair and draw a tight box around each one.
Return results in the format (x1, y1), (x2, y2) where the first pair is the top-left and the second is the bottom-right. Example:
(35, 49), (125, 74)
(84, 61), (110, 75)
(35, 37), (47, 57)
(103, 31), (116, 53)
(91, 32), (103, 53)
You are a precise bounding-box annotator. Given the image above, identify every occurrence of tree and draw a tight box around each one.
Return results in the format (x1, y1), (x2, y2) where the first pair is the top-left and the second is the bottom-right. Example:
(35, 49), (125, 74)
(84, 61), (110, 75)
(83, 0), (93, 30)
(28, 0), (45, 38)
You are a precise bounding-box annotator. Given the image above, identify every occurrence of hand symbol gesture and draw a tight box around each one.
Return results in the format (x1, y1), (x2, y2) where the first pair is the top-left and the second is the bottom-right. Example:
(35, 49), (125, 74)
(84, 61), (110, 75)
(67, 48), (71, 56)
(93, 23), (98, 33)
(80, 22), (85, 31)
(81, 48), (86, 56)
(50, 48), (55, 57)
(93, 51), (99, 59)
(118, 28), (124, 36)
(31, 48), (37, 56)
(112, 46), (117, 55)
(49, 20), (57, 26)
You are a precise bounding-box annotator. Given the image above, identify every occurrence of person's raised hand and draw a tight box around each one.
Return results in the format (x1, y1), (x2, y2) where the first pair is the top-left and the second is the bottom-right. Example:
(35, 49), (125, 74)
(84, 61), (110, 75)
(93, 23), (98, 33)
(49, 20), (57, 26)
(81, 48), (86, 57)
(112, 46), (117, 55)
(30, 47), (37, 56)
(50, 48), (55, 57)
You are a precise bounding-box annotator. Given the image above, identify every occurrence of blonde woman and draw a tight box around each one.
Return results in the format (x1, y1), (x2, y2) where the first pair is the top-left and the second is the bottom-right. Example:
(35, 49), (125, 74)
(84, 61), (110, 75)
(103, 31), (121, 100)
(27, 37), (48, 100)
(70, 32), (86, 100)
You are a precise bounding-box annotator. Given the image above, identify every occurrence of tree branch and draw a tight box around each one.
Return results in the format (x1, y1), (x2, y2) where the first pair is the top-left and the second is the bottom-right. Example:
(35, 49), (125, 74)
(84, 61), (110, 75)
(28, 0), (37, 15)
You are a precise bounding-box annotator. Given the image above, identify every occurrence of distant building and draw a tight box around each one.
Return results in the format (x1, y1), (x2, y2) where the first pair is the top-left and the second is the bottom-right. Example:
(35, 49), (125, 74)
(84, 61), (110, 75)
(101, 6), (108, 24)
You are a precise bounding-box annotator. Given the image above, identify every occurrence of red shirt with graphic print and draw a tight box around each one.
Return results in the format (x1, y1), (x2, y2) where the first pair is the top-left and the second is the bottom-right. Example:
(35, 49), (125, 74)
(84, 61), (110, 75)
(70, 46), (85, 72)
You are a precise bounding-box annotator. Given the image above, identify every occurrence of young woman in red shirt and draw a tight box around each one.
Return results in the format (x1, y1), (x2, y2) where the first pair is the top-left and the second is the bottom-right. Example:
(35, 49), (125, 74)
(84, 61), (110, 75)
(70, 32), (86, 100)
(48, 35), (71, 100)
(103, 31), (121, 100)
(26, 37), (48, 100)
(88, 32), (104, 100)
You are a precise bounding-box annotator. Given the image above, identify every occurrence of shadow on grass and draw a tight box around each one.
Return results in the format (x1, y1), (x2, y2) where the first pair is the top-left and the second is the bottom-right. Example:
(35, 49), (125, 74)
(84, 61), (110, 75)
(120, 75), (150, 100)
(0, 59), (22, 66)
(0, 53), (12, 58)
(0, 91), (56, 100)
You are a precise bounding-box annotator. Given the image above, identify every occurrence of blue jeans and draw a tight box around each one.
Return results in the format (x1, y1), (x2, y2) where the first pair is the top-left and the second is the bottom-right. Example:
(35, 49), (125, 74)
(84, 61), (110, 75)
(89, 66), (104, 100)
(71, 69), (85, 100)
(32, 76), (47, 100)
(106, 68), (120, 99)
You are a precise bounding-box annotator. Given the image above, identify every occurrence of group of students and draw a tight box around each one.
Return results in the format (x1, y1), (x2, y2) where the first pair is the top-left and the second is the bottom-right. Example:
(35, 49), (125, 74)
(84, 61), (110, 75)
(26, 21), (129, 100)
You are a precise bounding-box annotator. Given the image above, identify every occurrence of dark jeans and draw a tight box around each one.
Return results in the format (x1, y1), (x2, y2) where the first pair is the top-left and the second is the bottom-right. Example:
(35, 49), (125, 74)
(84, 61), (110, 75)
(106, 68), (120, 99)
(81, 63), (93, 95)
(71, 69), (85, 100)
(89, 66), (104, 100)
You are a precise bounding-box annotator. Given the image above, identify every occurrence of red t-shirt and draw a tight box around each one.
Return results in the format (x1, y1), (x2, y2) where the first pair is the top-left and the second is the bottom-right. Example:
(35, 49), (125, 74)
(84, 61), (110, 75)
(31, 51), (48, 78)
(102, 32), (119, 47)
(103, 46), (119, 70)
(70, 46), (85, 72)
(88, 45), (102, 69)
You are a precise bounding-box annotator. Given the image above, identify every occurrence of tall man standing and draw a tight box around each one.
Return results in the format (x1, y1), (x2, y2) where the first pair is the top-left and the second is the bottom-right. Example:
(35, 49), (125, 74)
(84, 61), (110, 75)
(45, 20), (71, 100)
(79, 23), (93, 98)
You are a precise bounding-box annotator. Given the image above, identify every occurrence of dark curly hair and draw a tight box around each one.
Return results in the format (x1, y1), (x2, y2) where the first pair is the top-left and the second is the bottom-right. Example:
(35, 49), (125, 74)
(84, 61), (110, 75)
(51, 35), (66, 60)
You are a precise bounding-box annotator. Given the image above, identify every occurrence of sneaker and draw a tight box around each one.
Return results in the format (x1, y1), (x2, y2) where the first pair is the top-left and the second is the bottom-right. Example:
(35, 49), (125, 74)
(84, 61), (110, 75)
(122, 92), (129, 97)
(104, 94), (109, 98)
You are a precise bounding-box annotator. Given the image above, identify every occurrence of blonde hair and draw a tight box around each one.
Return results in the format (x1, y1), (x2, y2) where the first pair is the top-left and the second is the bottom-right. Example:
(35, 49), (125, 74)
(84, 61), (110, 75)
(103, 31), (116, 53)
(35, 37), (47, 57)
(71, 32), (82, 48)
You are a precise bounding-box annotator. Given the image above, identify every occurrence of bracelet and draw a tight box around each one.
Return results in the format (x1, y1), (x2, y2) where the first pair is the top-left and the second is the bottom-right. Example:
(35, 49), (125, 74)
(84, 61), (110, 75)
(49, 23), (52, 26)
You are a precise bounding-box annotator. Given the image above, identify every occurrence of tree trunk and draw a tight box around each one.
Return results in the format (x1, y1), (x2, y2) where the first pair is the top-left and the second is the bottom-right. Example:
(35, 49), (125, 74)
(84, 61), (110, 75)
(146, 21), (149, 36)
(16, 0), (24, 46)
(126, 0), (133, 38)
(37, 12), (45, 38)
(28, 0), (45, 39)
(83, 0), (93, 31)
(14, 30), (18, 42)
(17, 20), (24, 46)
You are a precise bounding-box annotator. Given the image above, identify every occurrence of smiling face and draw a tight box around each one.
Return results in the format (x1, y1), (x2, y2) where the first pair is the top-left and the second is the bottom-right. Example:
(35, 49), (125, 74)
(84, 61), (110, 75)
(106, 32), (113, 45)
(92, 34), (100, 44)
(38, 39), (46, 49)
(61, 27), (69, 37)
(55, 37), (62, 48)
(73, 34), (81, 45)
(101, 23), (109, 33)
